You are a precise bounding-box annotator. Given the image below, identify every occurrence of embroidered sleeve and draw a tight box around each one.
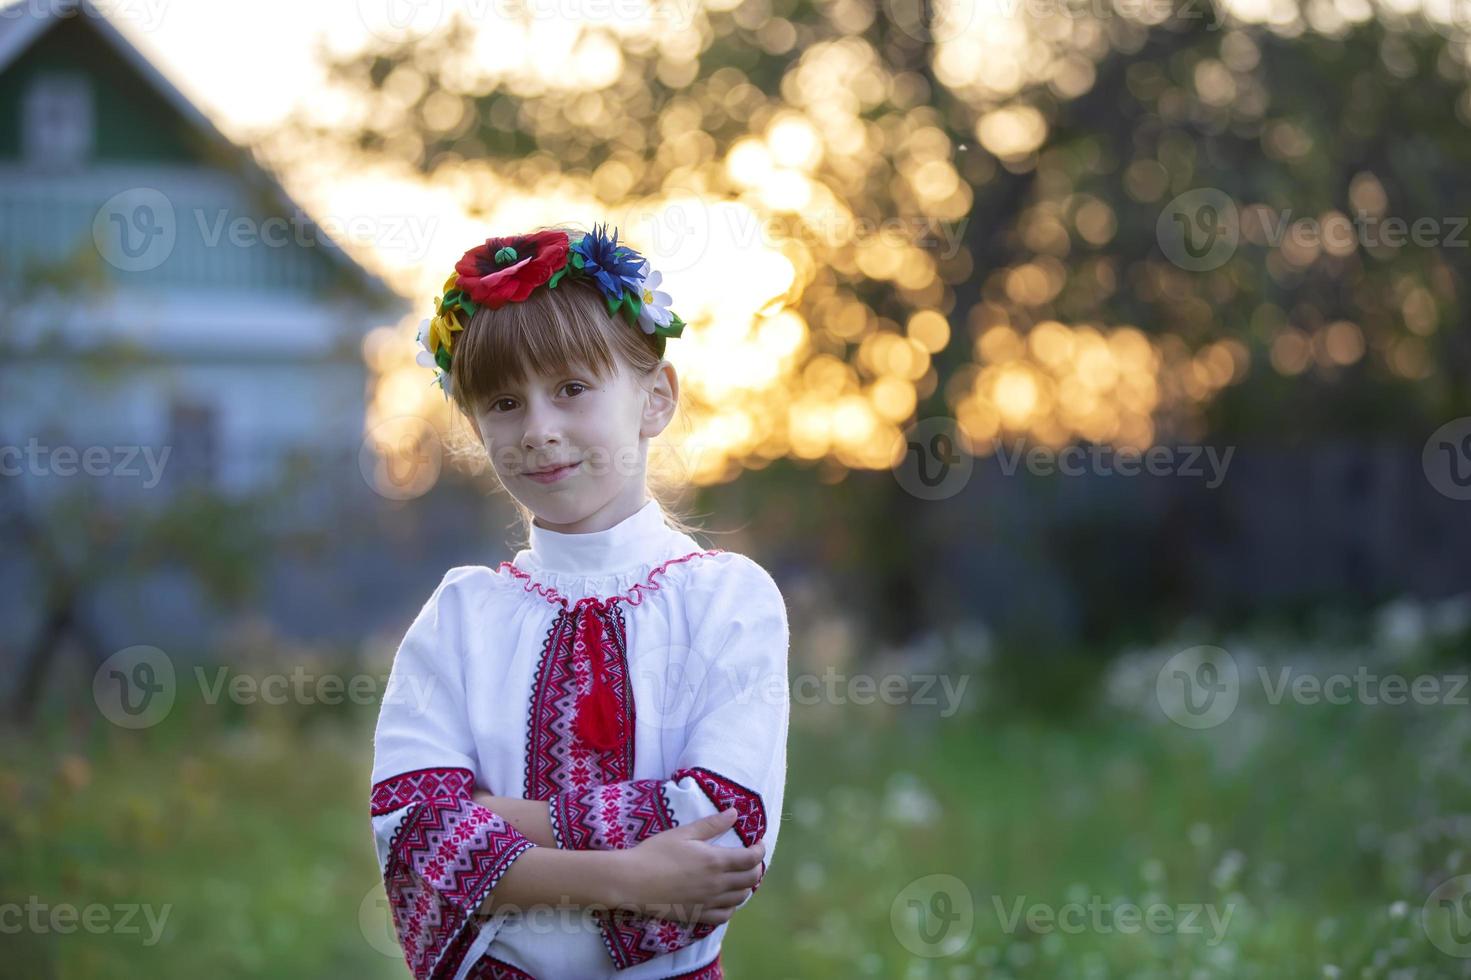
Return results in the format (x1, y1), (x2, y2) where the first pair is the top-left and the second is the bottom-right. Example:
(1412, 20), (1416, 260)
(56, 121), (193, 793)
(370, 568), (538, 980)
(546, 556), (790, 964)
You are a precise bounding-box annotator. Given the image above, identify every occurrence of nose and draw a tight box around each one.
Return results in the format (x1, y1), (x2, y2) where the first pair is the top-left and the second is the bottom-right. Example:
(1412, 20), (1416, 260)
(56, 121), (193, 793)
(521, 397), (561, 455)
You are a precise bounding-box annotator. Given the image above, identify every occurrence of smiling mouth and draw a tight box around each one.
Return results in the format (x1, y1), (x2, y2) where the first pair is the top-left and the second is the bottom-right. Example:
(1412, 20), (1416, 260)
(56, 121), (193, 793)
(524, 461), (581, 483)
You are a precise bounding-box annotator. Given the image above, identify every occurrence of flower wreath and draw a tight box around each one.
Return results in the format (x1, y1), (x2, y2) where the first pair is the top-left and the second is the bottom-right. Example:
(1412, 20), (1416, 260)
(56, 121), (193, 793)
(415, 223), (687, 398)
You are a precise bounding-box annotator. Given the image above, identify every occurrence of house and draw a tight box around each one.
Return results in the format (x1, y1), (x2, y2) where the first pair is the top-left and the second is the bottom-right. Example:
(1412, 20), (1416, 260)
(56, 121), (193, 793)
(0, 0), (410, 498)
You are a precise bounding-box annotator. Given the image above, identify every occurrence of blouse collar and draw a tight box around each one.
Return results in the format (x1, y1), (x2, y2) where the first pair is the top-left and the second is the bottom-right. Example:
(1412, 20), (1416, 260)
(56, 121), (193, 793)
(525, 497), (676, 577)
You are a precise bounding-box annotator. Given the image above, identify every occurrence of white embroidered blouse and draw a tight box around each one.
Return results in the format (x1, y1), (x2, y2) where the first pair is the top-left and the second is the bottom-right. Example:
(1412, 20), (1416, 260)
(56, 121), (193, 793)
(370, 498), (791, 980)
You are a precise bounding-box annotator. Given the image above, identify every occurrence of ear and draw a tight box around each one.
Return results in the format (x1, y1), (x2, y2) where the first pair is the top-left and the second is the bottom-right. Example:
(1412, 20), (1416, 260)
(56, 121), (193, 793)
(640, 360), (679, 439)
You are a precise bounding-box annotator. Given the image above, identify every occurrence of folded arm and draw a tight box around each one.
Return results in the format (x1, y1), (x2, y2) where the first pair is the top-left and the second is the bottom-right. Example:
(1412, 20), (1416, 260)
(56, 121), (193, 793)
(535, 557), (791, 964)
(547, 558), (789, 874)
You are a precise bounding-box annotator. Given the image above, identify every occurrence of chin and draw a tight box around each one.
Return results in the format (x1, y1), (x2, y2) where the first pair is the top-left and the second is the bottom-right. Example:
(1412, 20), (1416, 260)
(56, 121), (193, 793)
(523, 495), (585, 524)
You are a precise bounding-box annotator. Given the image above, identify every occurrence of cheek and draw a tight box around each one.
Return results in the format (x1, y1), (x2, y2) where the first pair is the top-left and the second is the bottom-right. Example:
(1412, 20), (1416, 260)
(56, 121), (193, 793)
(476, 422), (514, 467)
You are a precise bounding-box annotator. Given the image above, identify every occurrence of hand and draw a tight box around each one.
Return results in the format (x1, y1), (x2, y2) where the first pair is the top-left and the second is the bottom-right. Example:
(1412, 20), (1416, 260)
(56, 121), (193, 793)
(615, 808), (765, 926)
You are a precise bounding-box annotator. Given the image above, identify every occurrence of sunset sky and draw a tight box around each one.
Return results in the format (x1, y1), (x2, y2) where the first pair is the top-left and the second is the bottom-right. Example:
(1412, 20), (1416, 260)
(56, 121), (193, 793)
(69, 0), (376, 137)
(20, 0), (1456, 484)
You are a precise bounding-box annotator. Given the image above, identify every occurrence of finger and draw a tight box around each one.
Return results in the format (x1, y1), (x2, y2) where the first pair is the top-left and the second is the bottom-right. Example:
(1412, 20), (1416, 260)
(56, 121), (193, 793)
(684, 809), (739, 840)
(734, 866), (763, 889)
(704, 888), (752, 910)
(712, 865), (762, 892)
(718, 851), (759, 874)
(720, 845), (765, 871)
(696, 905), (736, 925)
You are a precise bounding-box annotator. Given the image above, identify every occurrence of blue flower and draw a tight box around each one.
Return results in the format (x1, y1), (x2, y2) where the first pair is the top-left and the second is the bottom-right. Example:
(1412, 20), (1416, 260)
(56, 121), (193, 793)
(571, 223), (646, 305)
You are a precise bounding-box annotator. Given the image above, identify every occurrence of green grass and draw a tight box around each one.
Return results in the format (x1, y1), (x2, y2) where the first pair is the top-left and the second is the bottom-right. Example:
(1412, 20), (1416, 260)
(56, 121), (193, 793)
(1, 705), (390, 978)
(744, 703), (1471, 979)
(5, 640), (1471, 978)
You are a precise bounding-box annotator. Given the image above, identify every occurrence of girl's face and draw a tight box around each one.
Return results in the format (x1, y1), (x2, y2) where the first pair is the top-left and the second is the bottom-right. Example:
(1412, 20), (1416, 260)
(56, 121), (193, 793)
(470, 357), (678, 534)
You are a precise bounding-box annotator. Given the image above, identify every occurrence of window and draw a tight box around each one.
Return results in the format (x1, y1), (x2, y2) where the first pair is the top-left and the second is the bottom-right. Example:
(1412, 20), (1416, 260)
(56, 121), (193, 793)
(166, 398), (219, 488)
(22, 71), (94, 169)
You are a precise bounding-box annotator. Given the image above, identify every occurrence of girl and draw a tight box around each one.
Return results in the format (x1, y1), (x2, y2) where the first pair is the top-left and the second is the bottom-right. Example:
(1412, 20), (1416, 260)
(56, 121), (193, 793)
(370, 224), (790, 980)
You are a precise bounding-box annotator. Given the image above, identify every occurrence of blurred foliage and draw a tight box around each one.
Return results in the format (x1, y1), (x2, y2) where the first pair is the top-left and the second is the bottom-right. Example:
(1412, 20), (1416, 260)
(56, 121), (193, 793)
(0, 479), (273, 720)
(267, 0), (1471, 475)
(6, 617), (1471, 976)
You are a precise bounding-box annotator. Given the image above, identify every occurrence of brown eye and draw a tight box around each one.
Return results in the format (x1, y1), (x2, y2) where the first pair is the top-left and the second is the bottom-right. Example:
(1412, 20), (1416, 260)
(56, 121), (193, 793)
(563, 383), (588, 397)
(492, 398), (517, 413)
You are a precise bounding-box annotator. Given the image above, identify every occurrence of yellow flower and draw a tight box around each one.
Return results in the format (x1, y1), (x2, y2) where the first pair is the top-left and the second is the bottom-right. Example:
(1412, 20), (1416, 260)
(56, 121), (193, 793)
(443, 271), (461, 294)
(428, 309), (464, 355)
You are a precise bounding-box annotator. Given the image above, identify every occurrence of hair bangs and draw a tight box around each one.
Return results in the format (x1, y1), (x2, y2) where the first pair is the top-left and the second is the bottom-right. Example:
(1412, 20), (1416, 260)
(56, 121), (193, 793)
(450, 278), (623, 415)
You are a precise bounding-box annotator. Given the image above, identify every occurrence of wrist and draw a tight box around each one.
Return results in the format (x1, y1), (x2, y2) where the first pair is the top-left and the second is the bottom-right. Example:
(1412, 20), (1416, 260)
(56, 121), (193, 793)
(593, 848), (640, 911)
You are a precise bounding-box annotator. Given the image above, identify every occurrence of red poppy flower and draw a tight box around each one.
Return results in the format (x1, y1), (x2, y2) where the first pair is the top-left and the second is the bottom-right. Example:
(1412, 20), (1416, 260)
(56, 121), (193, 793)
(454, 230), (571, 308)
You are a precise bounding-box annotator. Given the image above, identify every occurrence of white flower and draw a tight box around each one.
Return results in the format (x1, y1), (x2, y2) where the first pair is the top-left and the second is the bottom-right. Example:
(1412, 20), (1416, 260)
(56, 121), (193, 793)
(415, 318), (435, 366)
(634, 260), (674, 335)
(415, 317), (450, 394)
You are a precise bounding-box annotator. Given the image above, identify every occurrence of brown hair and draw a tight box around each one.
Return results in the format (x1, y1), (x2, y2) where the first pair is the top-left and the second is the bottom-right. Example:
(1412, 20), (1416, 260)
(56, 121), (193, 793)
(443, 224), (708, 544)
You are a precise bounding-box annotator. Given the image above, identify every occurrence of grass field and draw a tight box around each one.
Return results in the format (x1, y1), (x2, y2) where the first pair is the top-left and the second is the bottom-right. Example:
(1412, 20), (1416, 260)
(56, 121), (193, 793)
(4, 618), (1471, 978)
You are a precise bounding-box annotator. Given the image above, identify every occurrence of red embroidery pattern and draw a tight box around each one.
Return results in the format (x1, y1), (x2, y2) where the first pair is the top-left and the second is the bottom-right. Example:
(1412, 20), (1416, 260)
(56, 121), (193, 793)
(673, 767), (770, 895)
(598, 909), (720, 969)
(550, 778), (677, 850)
(523, 601), (636, 801)
(515, 549), (725, 804)
(372, 767), (476, 816)
(497, 549), (723, 610)
(512, 550), (733, 972)
(671, 767), (768, 851)
(582, 767), (771, 966)
(383, 796), (537, 980)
